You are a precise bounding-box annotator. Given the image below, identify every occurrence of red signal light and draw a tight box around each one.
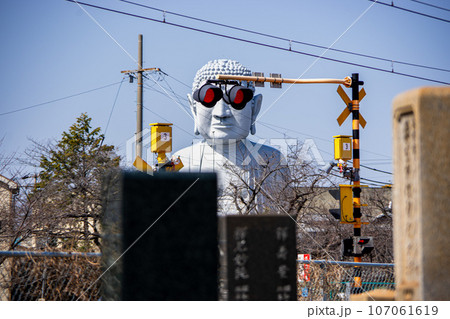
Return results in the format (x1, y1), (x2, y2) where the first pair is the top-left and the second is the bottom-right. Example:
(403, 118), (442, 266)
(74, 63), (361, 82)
(224, 85), (253, 110)
(193, 84), (223, 107)
(204, 88), (215, 104)
(234, 89), (244, 104)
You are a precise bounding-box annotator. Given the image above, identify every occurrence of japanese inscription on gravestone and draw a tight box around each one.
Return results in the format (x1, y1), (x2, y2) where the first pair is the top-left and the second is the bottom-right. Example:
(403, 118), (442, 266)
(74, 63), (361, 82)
(220, 215), (297, 301)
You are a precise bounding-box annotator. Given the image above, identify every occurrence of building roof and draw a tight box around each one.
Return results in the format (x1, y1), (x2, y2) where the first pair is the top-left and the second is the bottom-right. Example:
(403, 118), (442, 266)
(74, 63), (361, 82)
(0, 174), (19, 192)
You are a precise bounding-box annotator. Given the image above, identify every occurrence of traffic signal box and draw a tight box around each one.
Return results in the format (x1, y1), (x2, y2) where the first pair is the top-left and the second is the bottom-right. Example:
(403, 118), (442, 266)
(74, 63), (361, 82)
(328, 184), (354, 224)
(333, 135), (352, 161)
(150, 123), (172, 154)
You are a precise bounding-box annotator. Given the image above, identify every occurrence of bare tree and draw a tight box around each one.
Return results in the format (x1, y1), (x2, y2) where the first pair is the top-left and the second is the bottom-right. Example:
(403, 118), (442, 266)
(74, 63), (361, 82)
(220, 143), (393, 262)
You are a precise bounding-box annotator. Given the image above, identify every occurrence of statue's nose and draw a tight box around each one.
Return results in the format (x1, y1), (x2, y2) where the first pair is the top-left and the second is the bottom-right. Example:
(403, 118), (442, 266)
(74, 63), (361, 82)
(212, 99), (232, 120)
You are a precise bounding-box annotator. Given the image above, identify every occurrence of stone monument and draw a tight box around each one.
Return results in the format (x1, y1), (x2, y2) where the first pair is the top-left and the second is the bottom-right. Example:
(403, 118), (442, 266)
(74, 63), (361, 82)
(392, 86), (450, 301)
(101, 171), (218, 300)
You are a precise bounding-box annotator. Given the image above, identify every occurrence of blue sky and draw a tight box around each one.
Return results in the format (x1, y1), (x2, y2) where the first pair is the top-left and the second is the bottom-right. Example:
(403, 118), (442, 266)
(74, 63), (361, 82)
(1, 0), (449, 184)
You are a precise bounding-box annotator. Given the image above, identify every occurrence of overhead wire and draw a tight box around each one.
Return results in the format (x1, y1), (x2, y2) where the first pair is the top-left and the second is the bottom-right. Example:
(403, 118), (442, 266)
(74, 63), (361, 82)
(104, 77), (126, 137)
(143, 82), (189, 105)
(407, 0), (450, 12)
(163, 72), (192, 89)
(142, 106), (194, 137)
(361, 177), (391, 185)
(161, 75), (191, 109)
(359, 163), (392, 175)
(121, 0), (450, 74)
(142, 70), (190, 102)
(144, 71), (194, 120)
(368, 0), (450, 23)
(66, 1), (450, 85)
(0, 81), (123, 117)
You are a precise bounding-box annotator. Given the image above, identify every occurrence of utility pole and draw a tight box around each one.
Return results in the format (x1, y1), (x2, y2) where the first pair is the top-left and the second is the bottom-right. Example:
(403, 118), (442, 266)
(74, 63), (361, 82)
(136, 34), (143, 159)
(350, 73), (364, 293)
(121, 34), (160, 160)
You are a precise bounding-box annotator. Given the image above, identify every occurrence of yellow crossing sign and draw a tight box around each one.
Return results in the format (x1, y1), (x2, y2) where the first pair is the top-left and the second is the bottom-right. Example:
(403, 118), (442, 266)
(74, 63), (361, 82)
(336, 85), (367, 128)
(133, 155), (153, 174)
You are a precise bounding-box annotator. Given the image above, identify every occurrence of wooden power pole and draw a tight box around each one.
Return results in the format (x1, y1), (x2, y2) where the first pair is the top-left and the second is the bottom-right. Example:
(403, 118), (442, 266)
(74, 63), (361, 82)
(121, 34), (160, 160)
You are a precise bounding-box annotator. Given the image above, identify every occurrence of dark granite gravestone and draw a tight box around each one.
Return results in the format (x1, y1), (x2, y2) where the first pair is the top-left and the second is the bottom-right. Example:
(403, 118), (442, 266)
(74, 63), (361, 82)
(219, 215), (297, 301)
(101, 170), (218, 301)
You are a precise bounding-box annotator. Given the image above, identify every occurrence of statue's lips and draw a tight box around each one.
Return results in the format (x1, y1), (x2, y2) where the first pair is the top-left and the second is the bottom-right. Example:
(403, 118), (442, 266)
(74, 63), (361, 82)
(212, 123), (234, 129)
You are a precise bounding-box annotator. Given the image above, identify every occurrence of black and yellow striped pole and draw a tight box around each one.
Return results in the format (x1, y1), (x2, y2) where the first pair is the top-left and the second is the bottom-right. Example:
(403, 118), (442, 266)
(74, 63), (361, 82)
(335, 73), (367, 294)
(351, 73), (364, 293)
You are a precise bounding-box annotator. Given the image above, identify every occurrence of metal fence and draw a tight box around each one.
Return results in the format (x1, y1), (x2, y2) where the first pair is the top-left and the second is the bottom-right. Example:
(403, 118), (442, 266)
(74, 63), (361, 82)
(297, 259), (395, 301)
(0, 250), (101, 301)
(1, 250), (394, 301)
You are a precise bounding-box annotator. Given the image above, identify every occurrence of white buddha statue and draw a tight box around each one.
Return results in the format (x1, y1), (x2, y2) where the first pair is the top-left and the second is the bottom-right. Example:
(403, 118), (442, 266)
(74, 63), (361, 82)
(174, 59), (288, 214)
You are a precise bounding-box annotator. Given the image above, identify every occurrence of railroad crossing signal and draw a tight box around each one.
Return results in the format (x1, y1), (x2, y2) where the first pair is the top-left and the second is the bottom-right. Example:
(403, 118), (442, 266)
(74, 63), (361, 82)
(341, 236), (374, 257)
(336, 85), (367, 128)
(353, 236), (374, 256)
(328, 185), (354, 223)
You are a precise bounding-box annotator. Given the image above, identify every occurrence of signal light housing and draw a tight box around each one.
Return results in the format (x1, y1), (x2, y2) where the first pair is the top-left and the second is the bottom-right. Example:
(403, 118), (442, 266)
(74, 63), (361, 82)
(328, 185), (354, 223)
(341, 238), (354, 257)
(353, 236), (374, 256)
(193, 84), (223, 107)
(224, 85), (254, 110)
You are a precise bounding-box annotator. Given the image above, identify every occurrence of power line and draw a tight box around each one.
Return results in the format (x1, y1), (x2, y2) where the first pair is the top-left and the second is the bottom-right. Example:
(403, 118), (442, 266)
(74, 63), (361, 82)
(142, 106), (194, 137)
(408, 0), (450, 12)
(143, 72), (194, 120)
(161, 76), (190, 108)
(66, 1), (450, 85)
(143, 83), (189, 105)
(104, 77), (126, 137)
(360, 163), (392, 175)
(368, 0), (450, 23)
(361, 177), (391, 185)
(0, 81), (123, 117)
(121, 0), (450, 73)
(161, 71), (192, 89)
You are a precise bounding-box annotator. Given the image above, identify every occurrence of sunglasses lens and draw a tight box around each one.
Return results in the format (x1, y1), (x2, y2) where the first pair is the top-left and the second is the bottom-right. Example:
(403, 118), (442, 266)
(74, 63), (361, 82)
(204, 88), (215, 104)
(234, 90), (244, 104)
(227, 86), (253, 110)
(193, 84), (223, 107)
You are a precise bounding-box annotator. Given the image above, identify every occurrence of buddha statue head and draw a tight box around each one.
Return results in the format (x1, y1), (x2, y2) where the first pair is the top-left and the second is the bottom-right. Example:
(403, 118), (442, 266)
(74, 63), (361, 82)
(188, 59), (263, 142)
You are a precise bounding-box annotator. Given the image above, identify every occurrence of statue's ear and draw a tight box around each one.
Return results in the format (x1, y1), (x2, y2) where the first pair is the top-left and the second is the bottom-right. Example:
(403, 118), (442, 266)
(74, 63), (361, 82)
(250, 94), (262, 135)
(188, 93), (200, 135)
